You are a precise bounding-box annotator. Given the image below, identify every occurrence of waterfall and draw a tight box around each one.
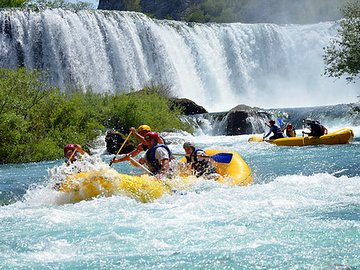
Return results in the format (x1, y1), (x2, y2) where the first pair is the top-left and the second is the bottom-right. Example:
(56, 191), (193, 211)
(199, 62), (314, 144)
(0, 9), (358, 112)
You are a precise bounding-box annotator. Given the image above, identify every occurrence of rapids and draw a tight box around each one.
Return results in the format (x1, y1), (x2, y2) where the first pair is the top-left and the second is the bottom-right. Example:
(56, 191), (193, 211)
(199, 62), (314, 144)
(0, 125), (359, 269)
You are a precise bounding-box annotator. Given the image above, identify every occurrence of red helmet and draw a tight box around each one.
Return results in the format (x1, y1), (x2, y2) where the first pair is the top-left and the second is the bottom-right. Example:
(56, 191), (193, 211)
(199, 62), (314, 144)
(64, 144), (75, 155)
(269, 120), (275, 125)
(144, 132), (159, 142)
(287, 124), (293, 129)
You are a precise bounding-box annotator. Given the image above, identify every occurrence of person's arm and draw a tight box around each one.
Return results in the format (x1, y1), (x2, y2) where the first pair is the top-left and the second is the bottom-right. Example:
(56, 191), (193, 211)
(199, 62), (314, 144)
(130, 127), (146, 144)
(75, 144), (86, 155)
(112, 154), (130, 163)
(263, 130), (271, 138)
(154, 148), (171, 178)
(112, 144), (143, 163)
(160, 159), (170, 175)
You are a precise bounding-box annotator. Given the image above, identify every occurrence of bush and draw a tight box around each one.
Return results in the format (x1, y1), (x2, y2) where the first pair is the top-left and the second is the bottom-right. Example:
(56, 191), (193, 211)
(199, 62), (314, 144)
(323, 0), (360, 82)
(0, 0), (26, 8)
(0, 68), (192, 164)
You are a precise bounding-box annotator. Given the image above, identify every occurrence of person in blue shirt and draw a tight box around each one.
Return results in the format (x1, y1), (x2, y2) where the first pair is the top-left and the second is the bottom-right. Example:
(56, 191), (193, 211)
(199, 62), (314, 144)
(263, 120), (284, 140)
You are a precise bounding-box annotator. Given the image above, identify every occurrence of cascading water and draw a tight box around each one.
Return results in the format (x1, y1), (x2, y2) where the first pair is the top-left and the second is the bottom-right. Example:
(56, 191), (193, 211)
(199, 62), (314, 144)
(0, 9), (358, 112)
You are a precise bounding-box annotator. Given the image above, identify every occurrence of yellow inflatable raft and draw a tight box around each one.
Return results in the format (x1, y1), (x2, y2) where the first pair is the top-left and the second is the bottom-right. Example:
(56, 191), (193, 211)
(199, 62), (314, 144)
(57, 149), (252, 203)
(248, 128), (354, 146)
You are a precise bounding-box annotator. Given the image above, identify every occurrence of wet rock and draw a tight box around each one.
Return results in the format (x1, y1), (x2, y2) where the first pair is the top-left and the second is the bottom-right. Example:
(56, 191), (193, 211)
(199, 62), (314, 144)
(105, 130), (135, 154)
(169, 98), (207, 115)
(219, 104), (271, 135)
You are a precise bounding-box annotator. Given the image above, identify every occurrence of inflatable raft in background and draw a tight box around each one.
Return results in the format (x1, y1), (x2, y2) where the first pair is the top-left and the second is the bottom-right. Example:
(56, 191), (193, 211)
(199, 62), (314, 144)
(248, 128), (354, 146)
(57, 149), (252, 203)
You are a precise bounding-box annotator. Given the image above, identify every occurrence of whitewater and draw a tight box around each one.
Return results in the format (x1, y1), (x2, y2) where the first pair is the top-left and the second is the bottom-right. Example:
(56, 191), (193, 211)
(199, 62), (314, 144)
(0, 9), (358, 111)
(1, 123), (359, 269)
(1, 8), (359, 269)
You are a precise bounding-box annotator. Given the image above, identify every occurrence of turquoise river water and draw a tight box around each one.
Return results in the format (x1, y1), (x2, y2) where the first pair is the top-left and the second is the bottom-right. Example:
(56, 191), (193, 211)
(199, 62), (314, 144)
(0, 127), (359, 269)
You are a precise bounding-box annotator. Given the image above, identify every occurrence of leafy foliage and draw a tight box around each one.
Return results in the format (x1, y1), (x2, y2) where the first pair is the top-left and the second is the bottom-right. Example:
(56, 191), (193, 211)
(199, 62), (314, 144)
(23, 0), (93, 10)
(0, 0), (26, 8)
(0, 68), (192, 164)
(323, 1), (360, 82)
(185, 0), (346, 23)
(124, 0), (140, 12)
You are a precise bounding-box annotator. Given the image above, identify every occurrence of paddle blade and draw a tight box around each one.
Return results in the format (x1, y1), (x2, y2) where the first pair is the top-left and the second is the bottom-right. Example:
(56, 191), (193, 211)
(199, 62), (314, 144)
(209, 153), (233, 163)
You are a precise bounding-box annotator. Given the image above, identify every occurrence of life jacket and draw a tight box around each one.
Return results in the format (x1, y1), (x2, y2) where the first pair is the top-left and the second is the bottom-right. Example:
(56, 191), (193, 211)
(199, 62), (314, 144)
(185, 148), (216, 177)
(309, 123), (324, 136)
(286, 128), (296, 137)
(272, 124), (283, 135)
(145, 144), (172, 175)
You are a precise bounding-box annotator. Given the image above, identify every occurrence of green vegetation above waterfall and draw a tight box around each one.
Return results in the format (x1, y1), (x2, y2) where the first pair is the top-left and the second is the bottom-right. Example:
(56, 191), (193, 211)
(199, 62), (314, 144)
(0, 0), (26, 8)
(98, 0), (352, 24)
(0, 68), (191, 164)
(0, 0), (94, 9)
(186, 0), (345, 23)
(323, 0), (360, 82)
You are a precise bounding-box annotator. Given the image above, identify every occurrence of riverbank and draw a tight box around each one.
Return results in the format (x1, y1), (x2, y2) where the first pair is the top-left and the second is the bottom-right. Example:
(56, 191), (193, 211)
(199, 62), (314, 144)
(0, 68), (191, 164)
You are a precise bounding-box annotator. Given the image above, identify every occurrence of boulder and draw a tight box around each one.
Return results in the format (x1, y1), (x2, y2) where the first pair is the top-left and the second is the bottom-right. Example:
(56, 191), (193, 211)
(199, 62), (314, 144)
(169, 98), (207, 115)
(105, 130), (135, 154)
(221, 105), (271, 135)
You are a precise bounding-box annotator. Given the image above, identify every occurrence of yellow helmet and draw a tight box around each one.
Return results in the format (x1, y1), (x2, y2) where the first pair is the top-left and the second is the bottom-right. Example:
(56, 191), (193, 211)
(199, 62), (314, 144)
(137, 124), (151, 132)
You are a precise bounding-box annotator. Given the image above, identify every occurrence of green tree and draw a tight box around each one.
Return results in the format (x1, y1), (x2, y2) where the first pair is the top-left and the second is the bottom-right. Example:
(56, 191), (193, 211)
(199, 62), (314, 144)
(124, 0), (140, 12)
(323, 1), (360, 82)
(23, 0), (93, 10)
(0, 0), (26, 8)
(0, 68), (192, 164)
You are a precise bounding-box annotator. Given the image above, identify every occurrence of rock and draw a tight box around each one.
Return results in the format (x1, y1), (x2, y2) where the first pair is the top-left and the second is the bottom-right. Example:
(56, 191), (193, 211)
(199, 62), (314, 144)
(169, 98), (207, 115)
(105, 130), (135, 154)
(220, 105), (271, 135)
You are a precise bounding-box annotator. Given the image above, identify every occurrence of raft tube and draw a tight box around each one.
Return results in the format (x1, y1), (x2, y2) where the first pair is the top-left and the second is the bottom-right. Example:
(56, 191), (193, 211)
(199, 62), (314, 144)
(58, 150), (252, 203)
(248, 128), (354, 146)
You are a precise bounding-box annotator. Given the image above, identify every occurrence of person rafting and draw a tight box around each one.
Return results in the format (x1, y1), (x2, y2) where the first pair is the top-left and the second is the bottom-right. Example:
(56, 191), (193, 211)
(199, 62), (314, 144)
(64, 144), (86, 164)
(182, 142), (217, 178)
(263, 120), (284, 140)
(112, 124), (166, 163)
(285, 123), (296, 137)
(131, 132), (172, 178)
(302, 120), (327, 137)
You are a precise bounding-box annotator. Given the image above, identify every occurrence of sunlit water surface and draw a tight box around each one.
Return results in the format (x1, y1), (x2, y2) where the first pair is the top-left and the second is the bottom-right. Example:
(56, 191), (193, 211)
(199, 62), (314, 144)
(0, 129), (359, 269)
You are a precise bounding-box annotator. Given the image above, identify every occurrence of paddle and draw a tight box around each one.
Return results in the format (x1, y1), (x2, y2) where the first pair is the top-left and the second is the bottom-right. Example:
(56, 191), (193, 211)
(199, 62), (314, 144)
(129, 156), (152, 175)
(109, 132), (132, 166)
(65, 149), (77, 166)
(302, 119), (305, 146)
(173, 152), (233, 164)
